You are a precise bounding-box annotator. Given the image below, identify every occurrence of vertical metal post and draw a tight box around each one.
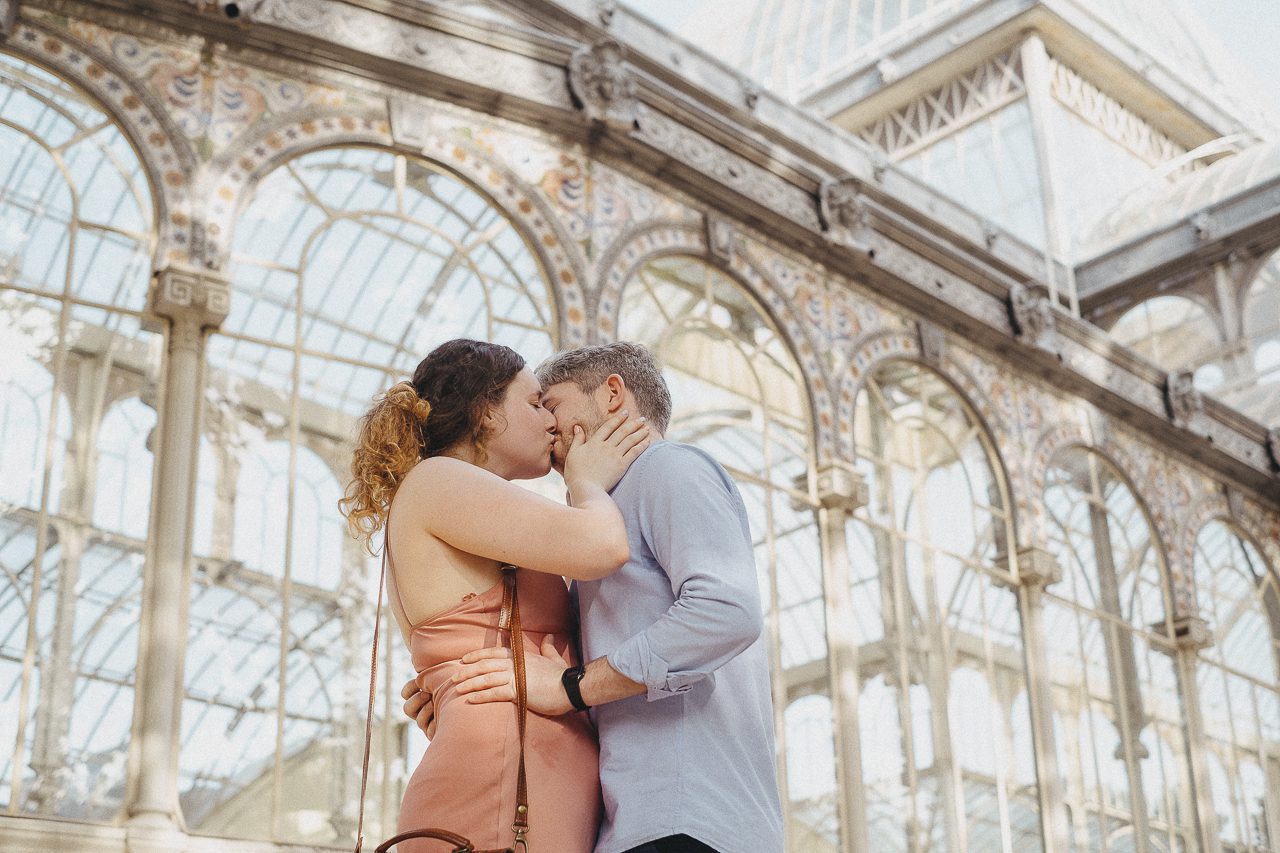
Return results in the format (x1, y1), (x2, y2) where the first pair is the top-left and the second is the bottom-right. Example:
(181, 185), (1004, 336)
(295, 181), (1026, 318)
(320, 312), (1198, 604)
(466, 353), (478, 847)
(814, 461), (871, 853)
(1001, 545), (1070, 853)
(1161, 615), (1222, 853)
(1020, 34), (1080, 315)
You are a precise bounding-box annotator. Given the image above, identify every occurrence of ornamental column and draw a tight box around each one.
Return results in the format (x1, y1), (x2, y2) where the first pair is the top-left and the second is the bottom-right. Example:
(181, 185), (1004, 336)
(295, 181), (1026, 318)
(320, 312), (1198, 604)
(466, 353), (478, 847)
(813, 461), (871, 853)
(998, 544), (1070, 853)
(1154, 615), (1221, 853)
(125, 266), (229, 846)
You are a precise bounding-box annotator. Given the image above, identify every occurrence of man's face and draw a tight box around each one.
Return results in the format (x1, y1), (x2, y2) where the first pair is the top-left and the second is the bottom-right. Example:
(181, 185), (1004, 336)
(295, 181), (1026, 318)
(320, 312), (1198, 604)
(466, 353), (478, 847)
(540, 380), (607, 471)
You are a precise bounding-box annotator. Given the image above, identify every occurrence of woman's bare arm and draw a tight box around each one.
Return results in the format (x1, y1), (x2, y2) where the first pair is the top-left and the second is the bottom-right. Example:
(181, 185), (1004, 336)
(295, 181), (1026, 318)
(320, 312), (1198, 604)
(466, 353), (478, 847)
(397, 415), (647, 580)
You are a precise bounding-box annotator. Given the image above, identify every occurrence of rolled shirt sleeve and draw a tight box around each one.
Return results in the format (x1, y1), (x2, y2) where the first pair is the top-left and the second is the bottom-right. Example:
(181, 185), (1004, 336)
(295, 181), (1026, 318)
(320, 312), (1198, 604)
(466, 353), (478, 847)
(605, 445), (763, 700)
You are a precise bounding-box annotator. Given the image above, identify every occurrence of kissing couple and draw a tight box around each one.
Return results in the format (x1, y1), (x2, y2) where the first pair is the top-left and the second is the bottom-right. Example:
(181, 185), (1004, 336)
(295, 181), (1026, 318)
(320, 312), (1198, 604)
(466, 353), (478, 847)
(341, 339), (783, 853)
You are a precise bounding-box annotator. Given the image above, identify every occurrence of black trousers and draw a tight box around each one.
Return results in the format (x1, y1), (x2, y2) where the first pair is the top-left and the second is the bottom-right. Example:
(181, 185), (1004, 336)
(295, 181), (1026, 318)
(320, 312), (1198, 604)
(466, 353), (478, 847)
(622, 836), (719, 853)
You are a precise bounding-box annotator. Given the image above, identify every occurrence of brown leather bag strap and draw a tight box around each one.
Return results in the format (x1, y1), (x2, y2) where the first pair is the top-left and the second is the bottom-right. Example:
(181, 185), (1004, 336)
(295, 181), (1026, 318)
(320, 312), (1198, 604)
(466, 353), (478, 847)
(354, 554), (530, 853)
(498, 567), (530, 849)
(353, 546), (388, 853)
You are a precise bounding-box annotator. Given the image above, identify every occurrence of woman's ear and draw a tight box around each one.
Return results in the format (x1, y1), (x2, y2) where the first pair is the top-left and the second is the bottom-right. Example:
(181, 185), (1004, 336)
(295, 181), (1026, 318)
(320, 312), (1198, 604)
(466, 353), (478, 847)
(480, 406), (505, 436)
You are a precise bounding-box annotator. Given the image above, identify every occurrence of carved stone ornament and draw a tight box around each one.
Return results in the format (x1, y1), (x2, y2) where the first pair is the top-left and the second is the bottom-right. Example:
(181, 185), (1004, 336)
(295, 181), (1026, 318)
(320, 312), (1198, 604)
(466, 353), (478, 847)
(596, 0), (618, 26)
(1267, 427), (1280, 471)
(1156, 615), (1213, 653)
(705, 211), (735, 264)
(1192, 211), (1214, 242)
(1164, 369), (1204, 427)
(981, 219), (1000, 250)
(389, 97), (430, 149)
(1008, 282), (1056, 348)
(813, 462), (870, 513)
(1, 0), (16, 37)
(870, 151), (889, 183)
(568, 40), (639, 130)
(995, 546), (1063, 588)
(145, 265), (232, 352)
(740, 76), (760, 111)
(876, 57), (901, 83)
(917, 320), (946, 365)
(818, 177), (873, 250)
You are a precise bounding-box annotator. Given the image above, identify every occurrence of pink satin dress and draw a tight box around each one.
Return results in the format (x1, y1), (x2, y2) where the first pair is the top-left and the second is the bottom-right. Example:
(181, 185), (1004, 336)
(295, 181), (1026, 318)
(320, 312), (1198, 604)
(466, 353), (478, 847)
(393, 567), (601, 853)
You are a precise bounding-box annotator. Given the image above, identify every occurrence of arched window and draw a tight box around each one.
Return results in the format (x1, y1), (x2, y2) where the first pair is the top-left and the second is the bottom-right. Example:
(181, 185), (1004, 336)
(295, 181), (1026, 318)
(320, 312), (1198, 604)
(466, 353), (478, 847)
(616, 254), (832, 848)
(1041, 448), (1195, 852)
(184, 145), (556, 843)
(0, 50), (157, 820)
(0, 56), (152, 310)
(1193, 520), (1280, 852)
(1109, 295), (1225, 391)
(847, 358), (1036, 852)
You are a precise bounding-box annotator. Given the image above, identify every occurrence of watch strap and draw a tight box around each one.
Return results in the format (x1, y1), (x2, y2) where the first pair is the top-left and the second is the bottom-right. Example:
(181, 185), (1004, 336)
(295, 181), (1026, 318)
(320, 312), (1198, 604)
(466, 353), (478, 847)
(561, 664), (590, 711)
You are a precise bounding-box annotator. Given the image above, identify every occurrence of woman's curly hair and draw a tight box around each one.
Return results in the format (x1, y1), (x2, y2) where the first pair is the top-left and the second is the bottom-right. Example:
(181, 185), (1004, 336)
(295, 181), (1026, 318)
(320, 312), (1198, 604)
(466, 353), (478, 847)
(339, 339), (525, 546)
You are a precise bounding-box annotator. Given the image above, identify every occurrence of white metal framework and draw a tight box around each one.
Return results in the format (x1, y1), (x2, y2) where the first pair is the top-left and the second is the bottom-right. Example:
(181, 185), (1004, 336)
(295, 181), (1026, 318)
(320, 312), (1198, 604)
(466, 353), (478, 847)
(0, 52), (157, 822)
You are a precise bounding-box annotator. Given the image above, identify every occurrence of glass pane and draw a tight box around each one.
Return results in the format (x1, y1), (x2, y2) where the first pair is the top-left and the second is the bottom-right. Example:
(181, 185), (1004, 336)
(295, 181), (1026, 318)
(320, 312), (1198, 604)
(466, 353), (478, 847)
(899, 100), (1045, 248)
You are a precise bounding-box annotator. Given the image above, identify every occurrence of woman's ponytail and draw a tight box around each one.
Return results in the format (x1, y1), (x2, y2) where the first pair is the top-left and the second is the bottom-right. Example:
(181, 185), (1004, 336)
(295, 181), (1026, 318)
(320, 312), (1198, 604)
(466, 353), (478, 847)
(339, 381), (431, 546)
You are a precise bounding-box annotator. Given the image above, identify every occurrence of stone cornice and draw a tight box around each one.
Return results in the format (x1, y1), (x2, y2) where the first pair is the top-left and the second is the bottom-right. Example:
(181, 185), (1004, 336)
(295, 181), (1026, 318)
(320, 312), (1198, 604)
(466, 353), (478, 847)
(24, 0), (1280, 500)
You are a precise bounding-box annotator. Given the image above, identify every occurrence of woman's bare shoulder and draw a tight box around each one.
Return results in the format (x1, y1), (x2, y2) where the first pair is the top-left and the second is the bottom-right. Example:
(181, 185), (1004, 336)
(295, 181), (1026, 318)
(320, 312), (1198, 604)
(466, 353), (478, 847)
(397, 456), (532, 518)
(400, 456), (494, 493)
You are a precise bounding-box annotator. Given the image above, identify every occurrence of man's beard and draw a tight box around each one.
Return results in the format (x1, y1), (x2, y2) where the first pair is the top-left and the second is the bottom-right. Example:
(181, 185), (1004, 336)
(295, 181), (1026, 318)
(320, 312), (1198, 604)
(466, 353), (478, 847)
(551, 406), (606, 470)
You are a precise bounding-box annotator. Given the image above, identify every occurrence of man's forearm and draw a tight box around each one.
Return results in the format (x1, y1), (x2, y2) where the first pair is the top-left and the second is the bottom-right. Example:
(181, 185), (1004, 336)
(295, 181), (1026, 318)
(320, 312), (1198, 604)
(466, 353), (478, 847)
(578, 655), (646, 708)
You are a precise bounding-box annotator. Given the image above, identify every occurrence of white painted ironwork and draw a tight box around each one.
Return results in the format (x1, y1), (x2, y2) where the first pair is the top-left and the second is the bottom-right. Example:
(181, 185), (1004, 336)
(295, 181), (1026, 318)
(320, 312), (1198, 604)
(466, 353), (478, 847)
(857, 48), (1025, 161)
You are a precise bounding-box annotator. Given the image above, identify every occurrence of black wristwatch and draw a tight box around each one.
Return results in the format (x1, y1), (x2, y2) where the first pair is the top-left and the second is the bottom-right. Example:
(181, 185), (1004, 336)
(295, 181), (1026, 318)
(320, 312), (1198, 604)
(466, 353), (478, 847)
(561, 665), (590, 712)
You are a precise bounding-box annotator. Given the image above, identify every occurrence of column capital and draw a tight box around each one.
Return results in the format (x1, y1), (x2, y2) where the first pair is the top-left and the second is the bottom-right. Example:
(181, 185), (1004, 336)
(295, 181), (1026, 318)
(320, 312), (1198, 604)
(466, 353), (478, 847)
(145, 265), (231, 350)
(995, 545), (1063, 589)
(1161, 615), (1214, 653)
(813, 460), (870, 513)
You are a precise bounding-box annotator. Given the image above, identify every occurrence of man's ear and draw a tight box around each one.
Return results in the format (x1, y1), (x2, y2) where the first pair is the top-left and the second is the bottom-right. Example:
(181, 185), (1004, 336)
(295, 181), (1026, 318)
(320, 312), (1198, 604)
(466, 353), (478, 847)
(602, 374), (626, 412)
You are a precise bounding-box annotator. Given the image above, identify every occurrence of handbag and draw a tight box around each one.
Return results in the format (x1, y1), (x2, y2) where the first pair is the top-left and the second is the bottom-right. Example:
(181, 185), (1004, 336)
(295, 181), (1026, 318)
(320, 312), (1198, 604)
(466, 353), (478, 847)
(354, 546), (530, 853)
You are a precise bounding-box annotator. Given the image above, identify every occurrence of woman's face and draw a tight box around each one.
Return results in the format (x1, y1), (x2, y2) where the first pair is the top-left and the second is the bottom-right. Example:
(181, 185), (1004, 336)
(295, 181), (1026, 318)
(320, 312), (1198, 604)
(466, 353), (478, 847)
(483, 367), (557, 479)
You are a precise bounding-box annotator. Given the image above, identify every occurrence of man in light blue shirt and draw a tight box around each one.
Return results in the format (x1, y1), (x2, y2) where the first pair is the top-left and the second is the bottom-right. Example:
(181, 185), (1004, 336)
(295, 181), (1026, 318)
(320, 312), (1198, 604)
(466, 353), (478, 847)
(443, 342), (783, 853)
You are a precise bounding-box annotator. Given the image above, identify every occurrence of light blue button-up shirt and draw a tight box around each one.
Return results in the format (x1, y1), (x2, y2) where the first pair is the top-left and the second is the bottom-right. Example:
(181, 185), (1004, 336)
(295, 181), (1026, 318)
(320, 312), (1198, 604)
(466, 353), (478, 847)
(576, 441), (783, 853)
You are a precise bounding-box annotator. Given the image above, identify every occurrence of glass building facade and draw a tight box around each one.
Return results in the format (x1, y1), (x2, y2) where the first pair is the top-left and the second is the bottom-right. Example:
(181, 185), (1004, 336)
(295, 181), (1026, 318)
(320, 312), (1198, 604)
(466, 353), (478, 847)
(2, 2), (1278, 852)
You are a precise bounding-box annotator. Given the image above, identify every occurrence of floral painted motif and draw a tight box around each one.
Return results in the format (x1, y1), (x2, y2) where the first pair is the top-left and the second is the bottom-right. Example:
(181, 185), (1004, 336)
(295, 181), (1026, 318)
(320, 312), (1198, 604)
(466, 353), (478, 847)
(61, 16), (362, 157)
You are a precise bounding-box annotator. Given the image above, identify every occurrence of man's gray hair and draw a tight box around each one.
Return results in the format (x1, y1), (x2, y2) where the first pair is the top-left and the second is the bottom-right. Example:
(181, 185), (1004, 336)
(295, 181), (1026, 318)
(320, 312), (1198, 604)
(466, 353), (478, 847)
(536, 342), (673, 435)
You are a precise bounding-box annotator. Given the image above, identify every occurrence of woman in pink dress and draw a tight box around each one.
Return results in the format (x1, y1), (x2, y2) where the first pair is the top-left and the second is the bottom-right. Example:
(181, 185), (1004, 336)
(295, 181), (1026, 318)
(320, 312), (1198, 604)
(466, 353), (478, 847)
(340, 338), (649, 853)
